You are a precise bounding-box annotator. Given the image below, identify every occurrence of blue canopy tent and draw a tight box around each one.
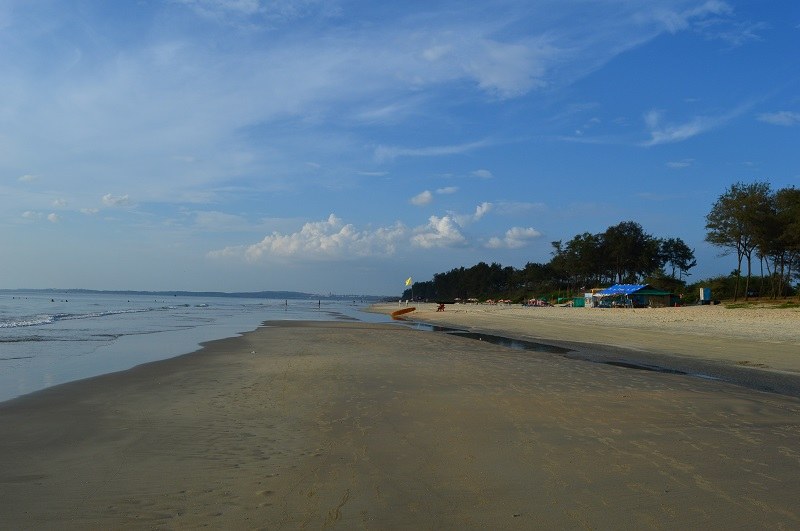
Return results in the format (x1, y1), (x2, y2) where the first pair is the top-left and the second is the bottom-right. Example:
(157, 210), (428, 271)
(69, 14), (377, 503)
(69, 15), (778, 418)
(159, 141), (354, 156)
(595, 284), (676, 308)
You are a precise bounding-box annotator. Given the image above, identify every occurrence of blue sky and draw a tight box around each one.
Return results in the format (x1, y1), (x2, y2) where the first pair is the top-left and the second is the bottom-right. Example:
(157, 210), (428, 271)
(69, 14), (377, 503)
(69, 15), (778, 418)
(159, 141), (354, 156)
(1, 0), (798, 295)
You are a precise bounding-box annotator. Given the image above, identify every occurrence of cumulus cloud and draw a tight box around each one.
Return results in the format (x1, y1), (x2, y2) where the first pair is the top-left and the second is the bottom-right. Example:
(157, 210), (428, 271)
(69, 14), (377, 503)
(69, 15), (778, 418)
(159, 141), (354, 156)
(757, 111), (800, 127)
(80, 208), (100, 215)
(18, 174), (37, 182)
(486, 226), (541, 249)
(410, 190), (433, 206)
(52, 198), (68, 207)
(411, 215), (467, 249)
(436, 186), (458, 195)
(102, 193), (131, 207)
(210, 214), (407, 261)
(22, 211), (42, 220)
(47, 213), (60, 223)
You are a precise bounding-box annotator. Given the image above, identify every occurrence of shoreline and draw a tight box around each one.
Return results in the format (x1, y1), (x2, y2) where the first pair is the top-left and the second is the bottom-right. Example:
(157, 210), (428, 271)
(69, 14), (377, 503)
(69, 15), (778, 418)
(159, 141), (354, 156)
(2, 320), (799, 528)
(0, 297), (386, 404)
(369, 302), (800, 397)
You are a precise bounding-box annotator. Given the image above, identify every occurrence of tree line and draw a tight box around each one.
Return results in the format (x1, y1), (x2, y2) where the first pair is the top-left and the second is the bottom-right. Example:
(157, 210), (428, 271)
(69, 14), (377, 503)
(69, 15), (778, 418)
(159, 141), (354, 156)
(403, 220), (696, 303)
(402, 182), (799, 303)
(706, 182), (800, 301)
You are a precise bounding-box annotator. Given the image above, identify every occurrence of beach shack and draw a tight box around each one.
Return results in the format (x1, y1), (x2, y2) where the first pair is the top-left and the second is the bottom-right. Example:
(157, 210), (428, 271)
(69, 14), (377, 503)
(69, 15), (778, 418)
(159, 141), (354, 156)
(595, 284), (677, 308)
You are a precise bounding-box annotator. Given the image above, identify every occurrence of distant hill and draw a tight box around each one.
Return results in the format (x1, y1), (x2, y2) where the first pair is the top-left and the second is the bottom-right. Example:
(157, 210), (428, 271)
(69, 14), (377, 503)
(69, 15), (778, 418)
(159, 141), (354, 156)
(1, 288), (387, 301)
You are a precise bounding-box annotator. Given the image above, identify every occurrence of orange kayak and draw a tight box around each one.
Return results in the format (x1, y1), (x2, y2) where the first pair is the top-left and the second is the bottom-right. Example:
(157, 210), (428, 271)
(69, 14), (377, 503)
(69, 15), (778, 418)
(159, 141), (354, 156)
(391, 307), (416, 319)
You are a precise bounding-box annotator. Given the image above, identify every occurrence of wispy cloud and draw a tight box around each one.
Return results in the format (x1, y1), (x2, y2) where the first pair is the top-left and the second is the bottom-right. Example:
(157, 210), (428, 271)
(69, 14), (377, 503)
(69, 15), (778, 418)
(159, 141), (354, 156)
(374, 140), (491, 162)
(174, 0), (340, 27)
(642, 103), (749, 146)
(667, 158), (694, 168)
(436, 186), (458, 195)
(757, 111), (800, 127)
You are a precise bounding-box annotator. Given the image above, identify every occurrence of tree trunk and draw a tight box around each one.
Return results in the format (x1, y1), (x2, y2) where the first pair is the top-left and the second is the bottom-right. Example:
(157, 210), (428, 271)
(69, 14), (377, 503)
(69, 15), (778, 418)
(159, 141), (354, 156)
(744, 251), (753, 301)
(733, 253), (743, 302)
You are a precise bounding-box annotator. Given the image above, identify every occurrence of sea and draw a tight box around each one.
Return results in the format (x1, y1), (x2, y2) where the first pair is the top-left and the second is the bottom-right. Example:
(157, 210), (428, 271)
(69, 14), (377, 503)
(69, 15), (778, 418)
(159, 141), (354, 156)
(0, 290), (392, 403)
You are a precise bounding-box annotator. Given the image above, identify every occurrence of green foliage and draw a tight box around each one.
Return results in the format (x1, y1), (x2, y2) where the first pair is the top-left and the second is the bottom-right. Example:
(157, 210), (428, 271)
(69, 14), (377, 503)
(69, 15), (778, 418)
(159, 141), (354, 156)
(705, 181), (798, 300)
(401, 179), (798, 302)
(402, 221), (695, 301)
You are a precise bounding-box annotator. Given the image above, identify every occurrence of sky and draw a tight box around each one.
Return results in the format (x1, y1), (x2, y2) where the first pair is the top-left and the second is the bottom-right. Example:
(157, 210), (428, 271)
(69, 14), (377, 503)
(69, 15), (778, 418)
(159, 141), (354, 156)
(1, 0), (798, 295)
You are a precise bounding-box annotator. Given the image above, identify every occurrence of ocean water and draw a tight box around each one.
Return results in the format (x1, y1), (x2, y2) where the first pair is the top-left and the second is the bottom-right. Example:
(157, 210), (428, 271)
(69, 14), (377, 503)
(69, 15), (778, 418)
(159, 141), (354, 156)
(0, 290), (389, 403)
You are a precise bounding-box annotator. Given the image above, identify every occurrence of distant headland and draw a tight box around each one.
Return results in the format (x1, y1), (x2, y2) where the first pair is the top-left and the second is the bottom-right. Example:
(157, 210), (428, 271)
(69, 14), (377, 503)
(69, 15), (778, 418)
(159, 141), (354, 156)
(0, 288), (388, 301)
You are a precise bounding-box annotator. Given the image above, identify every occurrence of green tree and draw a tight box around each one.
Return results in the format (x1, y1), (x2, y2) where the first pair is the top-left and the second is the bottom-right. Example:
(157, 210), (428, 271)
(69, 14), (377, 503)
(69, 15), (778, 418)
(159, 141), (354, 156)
(705, 181), (772, 300)
(774, 187), (800, 296)
(603, 221), (662, 283)
(659, 237), (697, 280)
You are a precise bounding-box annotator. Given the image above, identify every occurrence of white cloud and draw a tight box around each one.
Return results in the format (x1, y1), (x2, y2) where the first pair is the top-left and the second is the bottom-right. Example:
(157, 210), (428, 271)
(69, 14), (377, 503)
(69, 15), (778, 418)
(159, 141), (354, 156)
(52, 198), (68, 207)
(176, 0), (337, 25)
(667, 158), (694, 168)
(436, 186), (458, 195)
(486, 226), (541, 249)
(22, 211), (42, 220)
(374, 140), (490, 162)
(757, 111), (800, 127)
(422, 44), (453, 62)
(455, 202), (493, 226)
(102, 193), (131, 207)
(463, 37), (552, 98)
(80, 208), (100, 215)
(410, 190), (433, 206)
(474, 202), (492, 220)
(18, 174), (37, 182)
(644, 109), (663, 130)
(176, 0), (263, 17)
(47, 213), (60, 223)
(643, 103), (750, 146)
(210, 214), (408, 261)
(651, 1), (733, 34)
(411, 215), (467, 249)
(471, 169), (494, 179)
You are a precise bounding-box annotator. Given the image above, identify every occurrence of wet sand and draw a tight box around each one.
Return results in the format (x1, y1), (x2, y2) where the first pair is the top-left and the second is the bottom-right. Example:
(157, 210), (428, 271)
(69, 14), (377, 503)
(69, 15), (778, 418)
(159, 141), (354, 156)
(373, 303), (800, 392)
(1, 320), (799, 528)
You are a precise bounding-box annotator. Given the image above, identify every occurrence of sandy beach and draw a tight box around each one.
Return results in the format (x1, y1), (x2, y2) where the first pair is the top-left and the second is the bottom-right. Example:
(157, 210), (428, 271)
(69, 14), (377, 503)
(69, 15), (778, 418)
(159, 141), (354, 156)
(1, 318), (799, 528)
(373, 303), (800, 385)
